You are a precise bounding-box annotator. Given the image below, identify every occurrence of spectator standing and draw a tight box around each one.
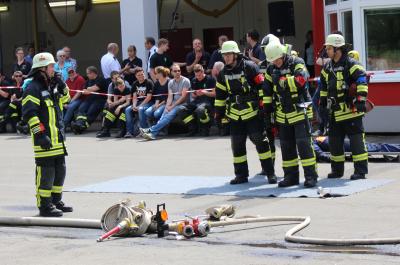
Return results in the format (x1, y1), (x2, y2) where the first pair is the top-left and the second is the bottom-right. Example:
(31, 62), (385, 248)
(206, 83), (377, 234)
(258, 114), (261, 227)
(149, 38), (173, 82)
(64, 67), (86, 128)
(144, 37), (157, 76)
(246, 29), (266, 64)
(12, 47), (32, 78)
(54, 50), (73, 81)
(121, 45), (143, 85)
(207, 35), (228, 71)
(63, 46), (78, 71)
(304, 30), (315, 77)
(186, 38), (210, 78)
(125, 67), (154, 137)
(100, 43), (121, 83)
(24, 46), (35, 65)
(144, 66), (170, 125)
(140, 64), (190, 140)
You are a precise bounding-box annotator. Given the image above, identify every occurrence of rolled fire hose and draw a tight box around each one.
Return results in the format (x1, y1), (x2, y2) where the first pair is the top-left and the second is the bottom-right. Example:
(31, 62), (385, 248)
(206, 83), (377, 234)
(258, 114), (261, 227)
(1, 206), (400, 246)
(0, 216), (100, 229)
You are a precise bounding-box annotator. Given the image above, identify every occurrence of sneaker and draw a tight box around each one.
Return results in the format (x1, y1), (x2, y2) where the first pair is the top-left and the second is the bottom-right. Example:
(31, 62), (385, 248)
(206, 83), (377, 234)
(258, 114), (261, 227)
(124, 132), (134, 138)
(139, 128), (150, 135)
(142, 132), (156, 140)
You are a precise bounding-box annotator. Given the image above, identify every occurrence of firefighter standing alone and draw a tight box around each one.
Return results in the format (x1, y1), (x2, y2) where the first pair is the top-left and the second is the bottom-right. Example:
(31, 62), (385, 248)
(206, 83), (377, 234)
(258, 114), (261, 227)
(215, 41), (276, 185)
(319, 34), (368, 180)
(22, 52), (73, 217)
(263, 41), (318, 188)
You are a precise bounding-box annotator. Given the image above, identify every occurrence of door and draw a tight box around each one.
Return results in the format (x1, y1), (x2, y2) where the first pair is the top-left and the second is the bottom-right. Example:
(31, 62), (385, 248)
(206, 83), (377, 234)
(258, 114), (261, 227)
(203, 27), (234, 54)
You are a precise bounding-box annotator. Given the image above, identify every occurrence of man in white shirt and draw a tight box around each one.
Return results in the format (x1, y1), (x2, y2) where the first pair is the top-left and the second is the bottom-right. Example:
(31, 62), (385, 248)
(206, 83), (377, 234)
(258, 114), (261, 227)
(100, 43), (121, 83)
(144, 37), (157, 77)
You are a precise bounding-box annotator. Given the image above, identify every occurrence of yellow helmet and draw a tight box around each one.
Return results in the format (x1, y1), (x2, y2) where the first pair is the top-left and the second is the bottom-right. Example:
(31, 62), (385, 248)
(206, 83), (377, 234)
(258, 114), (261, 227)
(348, 50), (360, 61)
(264, 42), (286, 62)
(31, 52), (56, 69)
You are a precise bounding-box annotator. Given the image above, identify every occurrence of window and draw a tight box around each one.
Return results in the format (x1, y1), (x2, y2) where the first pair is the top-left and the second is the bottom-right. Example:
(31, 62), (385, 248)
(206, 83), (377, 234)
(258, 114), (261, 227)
(342, 11), (353, 45)
(364, 8), (400, 71)
(328, 13), (338, 33)
(325, 0), (337, 6)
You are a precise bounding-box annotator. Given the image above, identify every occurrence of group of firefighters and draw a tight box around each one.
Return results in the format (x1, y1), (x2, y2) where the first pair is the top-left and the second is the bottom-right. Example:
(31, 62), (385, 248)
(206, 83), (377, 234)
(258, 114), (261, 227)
(20, 33), (369, 217)
(215, 33), (368, 187)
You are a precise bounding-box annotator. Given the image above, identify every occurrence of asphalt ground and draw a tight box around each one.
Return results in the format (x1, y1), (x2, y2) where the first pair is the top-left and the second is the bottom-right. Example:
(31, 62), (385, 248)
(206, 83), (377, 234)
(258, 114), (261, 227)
(1, 131), (400, 265)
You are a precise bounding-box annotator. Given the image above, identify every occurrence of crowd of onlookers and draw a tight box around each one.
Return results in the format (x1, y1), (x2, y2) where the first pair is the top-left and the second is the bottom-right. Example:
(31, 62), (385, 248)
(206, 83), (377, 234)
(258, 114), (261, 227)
(0, 29), (318, 140)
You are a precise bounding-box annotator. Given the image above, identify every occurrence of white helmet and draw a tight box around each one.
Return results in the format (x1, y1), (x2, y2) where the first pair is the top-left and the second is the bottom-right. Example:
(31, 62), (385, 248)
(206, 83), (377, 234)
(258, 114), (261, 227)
(264, 42), (286, 62)
(261, 34), (280, 47)
(324, 34), (345, 47)
(31, 52), (56, 69)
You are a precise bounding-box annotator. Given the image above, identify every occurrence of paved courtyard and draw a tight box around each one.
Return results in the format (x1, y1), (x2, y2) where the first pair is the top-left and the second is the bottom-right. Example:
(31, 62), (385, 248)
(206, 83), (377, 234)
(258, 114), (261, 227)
(0, 132), (400, 265)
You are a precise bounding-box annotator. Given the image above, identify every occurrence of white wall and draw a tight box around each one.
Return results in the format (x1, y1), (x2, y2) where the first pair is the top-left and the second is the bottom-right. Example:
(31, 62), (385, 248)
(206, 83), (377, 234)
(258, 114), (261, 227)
(158, 0), (312, 56)
(0, 1), (121, 76)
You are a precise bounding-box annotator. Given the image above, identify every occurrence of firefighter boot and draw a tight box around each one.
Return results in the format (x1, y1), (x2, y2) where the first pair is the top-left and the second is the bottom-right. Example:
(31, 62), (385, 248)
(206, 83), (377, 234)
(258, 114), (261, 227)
(54, 201), (74, 212)
(96, 128), (110, 138)
(39, 198), (63, 217)
(304, 176), (318, 188)
(278, 165), (299, 187)
(350, 173), (366, 180)
(230, 176), (249, 185)
(327, 172), (344, 179)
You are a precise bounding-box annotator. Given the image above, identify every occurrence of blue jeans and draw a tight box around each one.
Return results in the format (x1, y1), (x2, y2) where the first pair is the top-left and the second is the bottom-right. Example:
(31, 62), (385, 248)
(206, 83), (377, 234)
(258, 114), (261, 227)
(125, 103), (152, 134)
(138, 103), (151, 128)
(64, 99), (82, 125)
(145, 104), (166, 121)
(150, 105), (183, 136)
(125, 106), (138, 135)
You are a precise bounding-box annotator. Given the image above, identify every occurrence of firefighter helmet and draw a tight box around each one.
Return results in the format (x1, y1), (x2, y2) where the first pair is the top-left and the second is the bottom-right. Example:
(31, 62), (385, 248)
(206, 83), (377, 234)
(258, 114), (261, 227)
(220, 41), (241, 54)
(260, 34), (280, 47)
(324, 34), (345, 47)
(31, 52), (56, 69)
(265, 42), (285, 62)
(348, 50), (360, 61)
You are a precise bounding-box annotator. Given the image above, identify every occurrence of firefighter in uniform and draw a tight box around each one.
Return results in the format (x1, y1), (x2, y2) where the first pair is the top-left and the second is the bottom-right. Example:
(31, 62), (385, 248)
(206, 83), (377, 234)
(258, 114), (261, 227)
(181, 64), (216, 136)
(22, 52), (72, 217)
(319, 34), (368, 180)
(96, 78), (131, 138)
(263, 41), (318, 188)
(215, 41), (276, 185)
(259, 33), (283, 165)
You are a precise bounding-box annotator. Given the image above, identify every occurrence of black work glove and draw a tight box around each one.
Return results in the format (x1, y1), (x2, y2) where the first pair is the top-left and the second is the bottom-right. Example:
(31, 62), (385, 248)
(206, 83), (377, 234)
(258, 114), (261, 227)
(319, 97), (327, 108)
(51, 72), (67, 94)
(271, 71), (280, 85)
(34, 132), (52, 150)
(354, 100), (366, 113)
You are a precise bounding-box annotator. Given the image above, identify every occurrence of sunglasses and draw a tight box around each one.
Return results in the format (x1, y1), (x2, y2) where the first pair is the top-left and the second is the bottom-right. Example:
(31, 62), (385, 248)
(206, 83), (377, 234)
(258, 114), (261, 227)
(15, 75), (23, 77)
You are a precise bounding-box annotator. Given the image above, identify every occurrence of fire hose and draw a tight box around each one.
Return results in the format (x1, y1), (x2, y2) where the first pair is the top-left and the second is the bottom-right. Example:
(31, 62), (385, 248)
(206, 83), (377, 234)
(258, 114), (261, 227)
(1, 202), (400, 246)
